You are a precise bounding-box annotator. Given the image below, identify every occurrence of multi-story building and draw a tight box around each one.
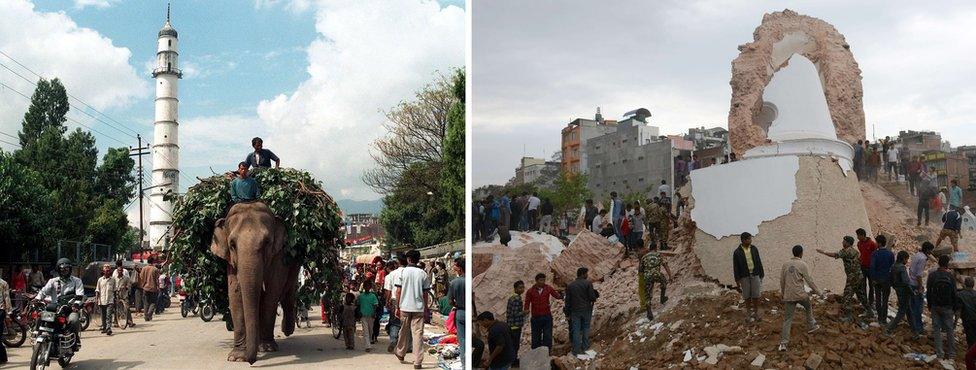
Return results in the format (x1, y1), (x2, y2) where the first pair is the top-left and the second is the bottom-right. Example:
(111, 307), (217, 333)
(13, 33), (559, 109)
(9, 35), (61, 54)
(514, 156), (560, 186)
(923, 151), (970, 189)
(585, 108), (675, 199)
(898, 130), (943, 155)
(561, 108), (617, 174)
(685, 126), (729, 150)
(343, 213), (385, 246)
(956, 145), (976, 190)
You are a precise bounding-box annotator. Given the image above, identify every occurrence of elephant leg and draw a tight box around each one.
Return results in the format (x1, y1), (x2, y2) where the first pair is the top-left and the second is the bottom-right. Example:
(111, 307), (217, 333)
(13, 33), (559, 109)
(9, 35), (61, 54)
(226, 269), (248, 362)
(280, 264), (300, 337)
(258, 258), (287, 352)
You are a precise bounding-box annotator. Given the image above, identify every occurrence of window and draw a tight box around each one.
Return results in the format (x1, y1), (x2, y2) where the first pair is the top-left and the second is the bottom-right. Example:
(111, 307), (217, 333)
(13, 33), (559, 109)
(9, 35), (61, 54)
(639, 178), (645, 182)
(638, 156), (644, 160)
(168, 40), (172, 47)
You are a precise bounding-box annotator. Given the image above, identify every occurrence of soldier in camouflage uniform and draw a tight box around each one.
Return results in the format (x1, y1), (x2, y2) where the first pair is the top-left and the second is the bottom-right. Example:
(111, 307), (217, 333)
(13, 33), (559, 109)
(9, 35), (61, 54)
(652, 197), (672, 250)
(817, 236), (869, 327)
(639, 245), (672, 320)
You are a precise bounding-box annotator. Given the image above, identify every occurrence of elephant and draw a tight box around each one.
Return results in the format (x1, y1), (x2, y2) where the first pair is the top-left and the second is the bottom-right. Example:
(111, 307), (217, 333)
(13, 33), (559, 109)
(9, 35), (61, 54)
(210, 201), (300, 364)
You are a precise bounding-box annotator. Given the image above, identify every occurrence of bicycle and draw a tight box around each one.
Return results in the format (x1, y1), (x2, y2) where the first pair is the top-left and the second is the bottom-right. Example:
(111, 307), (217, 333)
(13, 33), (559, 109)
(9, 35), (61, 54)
(330, 303), (342, 339)
(113, 292), (130, 330)
(3, 306), (27, 348)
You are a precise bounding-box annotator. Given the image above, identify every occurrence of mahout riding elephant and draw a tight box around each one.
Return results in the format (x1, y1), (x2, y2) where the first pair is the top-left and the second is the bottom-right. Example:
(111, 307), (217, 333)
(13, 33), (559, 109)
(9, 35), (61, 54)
(210, 201), (300, 364)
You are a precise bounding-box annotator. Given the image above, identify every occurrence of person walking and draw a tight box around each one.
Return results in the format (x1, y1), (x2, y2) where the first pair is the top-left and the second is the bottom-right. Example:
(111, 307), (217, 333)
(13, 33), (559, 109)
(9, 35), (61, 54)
(477, 312), (515, 370)
(628, 202), (645, 256)
(139, 256), (161, 321)
(113, 261), (134, 328)
(358, 281), (379, 352)
(640, 244), (672, 320)
(855, 229), (877, 319)
(565, 267), (599, 356)
(779, 245), (821, 351)
(887, 143), (900, 180)
(909, 242), (935, 339)
(885, 251), (916, 337)
(94, 264), (115, 336)
(384, 254), (406, 352)
(0, 270), (10, 364)
(506, 281), (526, 367)
(936, 206), (963, 253)
(658, 180), (671, 203)
(908, 156), (922, 196)
(447, 257), (466, 364)
(341, 292), (357, 350)
(869, 235), (894, 325)
(817, 236), (869, 328)
(733, 232), (764, 323)
(927, 254), (960, 361)
(393, 249), (431, 369)
(958, 277), (976, 348)
(918, 179), (935, 226)
(524, 273), (562, 350)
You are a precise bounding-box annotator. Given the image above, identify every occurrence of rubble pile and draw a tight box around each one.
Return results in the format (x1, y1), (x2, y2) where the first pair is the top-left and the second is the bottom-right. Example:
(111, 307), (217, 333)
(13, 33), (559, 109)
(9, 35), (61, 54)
(472, 231), (567, 321)
(551, 231), (624, 285)
(599, 290), (967, 369)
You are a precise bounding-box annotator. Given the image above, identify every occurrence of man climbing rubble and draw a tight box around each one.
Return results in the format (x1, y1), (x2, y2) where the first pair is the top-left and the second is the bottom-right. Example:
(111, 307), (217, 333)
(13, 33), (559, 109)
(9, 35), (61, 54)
(855, 228), (877, 320)
(779, 245), (820, 351)
(639, 243), (672, 321)
(927, 254), (959, 361)
(647, 197), (671, 250)
(817, 236), (869, 329)
(566, 267), (599, 356)
(525, 273), (562, 350)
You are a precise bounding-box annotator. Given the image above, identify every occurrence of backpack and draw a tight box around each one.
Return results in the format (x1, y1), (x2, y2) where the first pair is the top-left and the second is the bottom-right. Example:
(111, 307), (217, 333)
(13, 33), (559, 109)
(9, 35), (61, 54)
(930, 272), (957, 307)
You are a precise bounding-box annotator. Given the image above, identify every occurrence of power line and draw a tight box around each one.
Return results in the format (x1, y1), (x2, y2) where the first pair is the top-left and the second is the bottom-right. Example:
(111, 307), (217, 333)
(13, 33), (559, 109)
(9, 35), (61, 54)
(0, 79), (129, 147)
(0, 138), (20, 148)
(0, 49), (141, 137)
(0, 59), (139, 140)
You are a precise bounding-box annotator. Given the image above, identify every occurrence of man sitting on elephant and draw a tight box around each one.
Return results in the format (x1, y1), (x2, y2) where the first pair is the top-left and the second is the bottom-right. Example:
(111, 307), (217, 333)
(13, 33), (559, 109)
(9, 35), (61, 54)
(231, 161), (260, 203)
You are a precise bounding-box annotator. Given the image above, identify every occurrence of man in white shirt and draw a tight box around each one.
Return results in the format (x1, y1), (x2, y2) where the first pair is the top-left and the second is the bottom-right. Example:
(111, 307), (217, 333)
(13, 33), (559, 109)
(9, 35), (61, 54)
(527, 193), (542, 231)
(95, 264), (116, 335)
(384, 253), (409, 353)
(887, 145), (900, 181)
(37, 258), (85, 350)
(393, 249), (431, 369)
(658, 180), (671, 201)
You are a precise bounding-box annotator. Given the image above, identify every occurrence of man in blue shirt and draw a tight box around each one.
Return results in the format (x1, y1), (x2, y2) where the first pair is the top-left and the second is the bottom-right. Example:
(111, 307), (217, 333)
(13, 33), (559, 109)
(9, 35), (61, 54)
(950, 179), (964, 211)
(231, 162), (259, 203)
(869, 235), (895, 325)
(244, 137), (280, 169)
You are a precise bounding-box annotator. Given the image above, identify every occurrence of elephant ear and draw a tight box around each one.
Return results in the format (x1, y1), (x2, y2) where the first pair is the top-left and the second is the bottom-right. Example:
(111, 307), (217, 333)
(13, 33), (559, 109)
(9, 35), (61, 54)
(267, 220), (287, 260)
(210, 218), (235, 268)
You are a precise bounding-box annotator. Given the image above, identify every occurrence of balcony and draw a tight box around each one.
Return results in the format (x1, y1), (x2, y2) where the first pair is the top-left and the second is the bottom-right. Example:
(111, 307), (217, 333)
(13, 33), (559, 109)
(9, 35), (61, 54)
(152, 66), (183, 78)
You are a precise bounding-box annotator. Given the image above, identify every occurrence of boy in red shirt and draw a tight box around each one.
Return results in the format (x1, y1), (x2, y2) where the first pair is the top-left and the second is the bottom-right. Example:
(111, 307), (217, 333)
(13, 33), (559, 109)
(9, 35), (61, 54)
(856, 228), (878, 320)
(524, 273), (563, 349)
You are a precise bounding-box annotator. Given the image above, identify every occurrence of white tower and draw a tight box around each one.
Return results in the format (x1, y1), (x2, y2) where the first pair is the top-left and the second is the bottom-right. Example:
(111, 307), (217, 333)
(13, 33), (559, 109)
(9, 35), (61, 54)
(149, 4), (182, 250)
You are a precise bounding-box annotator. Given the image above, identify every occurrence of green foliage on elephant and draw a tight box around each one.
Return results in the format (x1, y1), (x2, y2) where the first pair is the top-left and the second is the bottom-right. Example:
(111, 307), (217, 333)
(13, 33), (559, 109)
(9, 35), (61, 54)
(168, 168), (345, 315)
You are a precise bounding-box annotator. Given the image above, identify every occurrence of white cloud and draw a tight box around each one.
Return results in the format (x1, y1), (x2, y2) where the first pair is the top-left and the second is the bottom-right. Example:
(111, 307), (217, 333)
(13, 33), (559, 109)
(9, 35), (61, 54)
(178, 114), (267, 169)
(0, 0), (149, 150)
(73, 0), (121, 9)
(254, 0), (464, 200)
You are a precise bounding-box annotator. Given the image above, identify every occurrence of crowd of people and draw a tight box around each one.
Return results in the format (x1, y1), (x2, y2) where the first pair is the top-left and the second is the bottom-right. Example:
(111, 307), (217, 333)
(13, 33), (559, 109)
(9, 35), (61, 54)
(331, 250), (466, 368)
(472, 191), (573, 244)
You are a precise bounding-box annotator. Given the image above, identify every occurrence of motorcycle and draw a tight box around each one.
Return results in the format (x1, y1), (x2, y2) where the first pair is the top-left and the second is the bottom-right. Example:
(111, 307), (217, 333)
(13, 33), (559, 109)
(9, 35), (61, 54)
(29, 295), (83, 370)
(198, 294), (215, 322)
(179, 291), (197, 318)
(77, 296), (94, 332)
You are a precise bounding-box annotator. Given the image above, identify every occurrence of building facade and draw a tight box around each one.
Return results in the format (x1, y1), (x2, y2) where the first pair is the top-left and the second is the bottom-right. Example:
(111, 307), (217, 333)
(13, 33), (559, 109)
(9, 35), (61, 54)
(898, 130), (942, 155)
(149, 6), (182, 250)
(585, 111), (674, 199)
(924, 151), (970, 190)
(514, 156), (560, 186)
(561, 108), (617, 174)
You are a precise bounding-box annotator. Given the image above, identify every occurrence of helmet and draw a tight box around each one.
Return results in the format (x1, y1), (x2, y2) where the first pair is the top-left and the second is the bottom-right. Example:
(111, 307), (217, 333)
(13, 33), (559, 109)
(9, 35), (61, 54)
(56, 258), (73, 268)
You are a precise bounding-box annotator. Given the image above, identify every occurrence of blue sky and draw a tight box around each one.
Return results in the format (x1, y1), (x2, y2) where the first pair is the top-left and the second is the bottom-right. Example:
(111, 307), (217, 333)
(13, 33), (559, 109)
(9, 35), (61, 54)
(0, 0), (465, 226)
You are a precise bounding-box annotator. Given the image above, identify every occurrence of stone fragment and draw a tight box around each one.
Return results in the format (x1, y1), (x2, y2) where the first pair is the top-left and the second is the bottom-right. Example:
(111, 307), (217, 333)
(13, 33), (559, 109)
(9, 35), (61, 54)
(520, 346), (549, 370)
(804, 353), (823, 369)
(751, 353), (766, 367)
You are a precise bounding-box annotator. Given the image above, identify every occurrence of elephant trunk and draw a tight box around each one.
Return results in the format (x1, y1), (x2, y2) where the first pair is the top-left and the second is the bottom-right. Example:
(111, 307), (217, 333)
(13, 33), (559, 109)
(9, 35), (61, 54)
(237, 260), (264, 364)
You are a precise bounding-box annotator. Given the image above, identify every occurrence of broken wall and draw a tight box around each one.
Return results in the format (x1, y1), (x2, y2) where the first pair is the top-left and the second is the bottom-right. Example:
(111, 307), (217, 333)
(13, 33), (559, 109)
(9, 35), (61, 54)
(728, 9), (864, 155)
(690, 156), (871, 294)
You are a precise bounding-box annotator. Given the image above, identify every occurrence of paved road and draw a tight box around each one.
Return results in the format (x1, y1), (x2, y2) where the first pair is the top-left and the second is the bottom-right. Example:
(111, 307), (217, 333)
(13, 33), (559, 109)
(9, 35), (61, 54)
(5, 307), (445, 369)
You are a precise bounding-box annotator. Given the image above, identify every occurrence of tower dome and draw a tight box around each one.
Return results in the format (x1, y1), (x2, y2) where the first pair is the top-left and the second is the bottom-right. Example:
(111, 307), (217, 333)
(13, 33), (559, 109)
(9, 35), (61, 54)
(158, 4), (178, 38)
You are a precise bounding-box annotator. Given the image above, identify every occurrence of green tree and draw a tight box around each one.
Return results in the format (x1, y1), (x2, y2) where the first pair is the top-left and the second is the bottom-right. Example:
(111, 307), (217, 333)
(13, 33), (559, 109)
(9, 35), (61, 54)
(6, 78), (135, 260)
(539, 171), (591, 213)
(440, 69), (465, 237)
(0, 152), (54, 262)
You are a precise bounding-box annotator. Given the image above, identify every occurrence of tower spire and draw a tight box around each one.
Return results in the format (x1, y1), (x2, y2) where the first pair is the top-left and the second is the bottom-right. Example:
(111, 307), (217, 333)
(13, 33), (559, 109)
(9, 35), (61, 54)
(167, 2), (171, 22)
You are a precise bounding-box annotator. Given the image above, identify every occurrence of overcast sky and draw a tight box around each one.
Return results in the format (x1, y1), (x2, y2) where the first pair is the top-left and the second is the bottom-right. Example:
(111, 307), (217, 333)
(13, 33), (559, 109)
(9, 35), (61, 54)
(472, 0), (976, 186)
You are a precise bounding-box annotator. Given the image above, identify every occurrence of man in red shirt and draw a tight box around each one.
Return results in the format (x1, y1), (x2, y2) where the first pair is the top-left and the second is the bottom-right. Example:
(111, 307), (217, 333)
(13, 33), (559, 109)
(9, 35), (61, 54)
(856, 228), (878, 320)
(524, 273), (562, 350)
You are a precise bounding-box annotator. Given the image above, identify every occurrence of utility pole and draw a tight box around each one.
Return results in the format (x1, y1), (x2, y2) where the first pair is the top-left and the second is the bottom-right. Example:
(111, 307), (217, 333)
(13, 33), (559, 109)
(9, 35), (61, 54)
(130, 134), (150, 252)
